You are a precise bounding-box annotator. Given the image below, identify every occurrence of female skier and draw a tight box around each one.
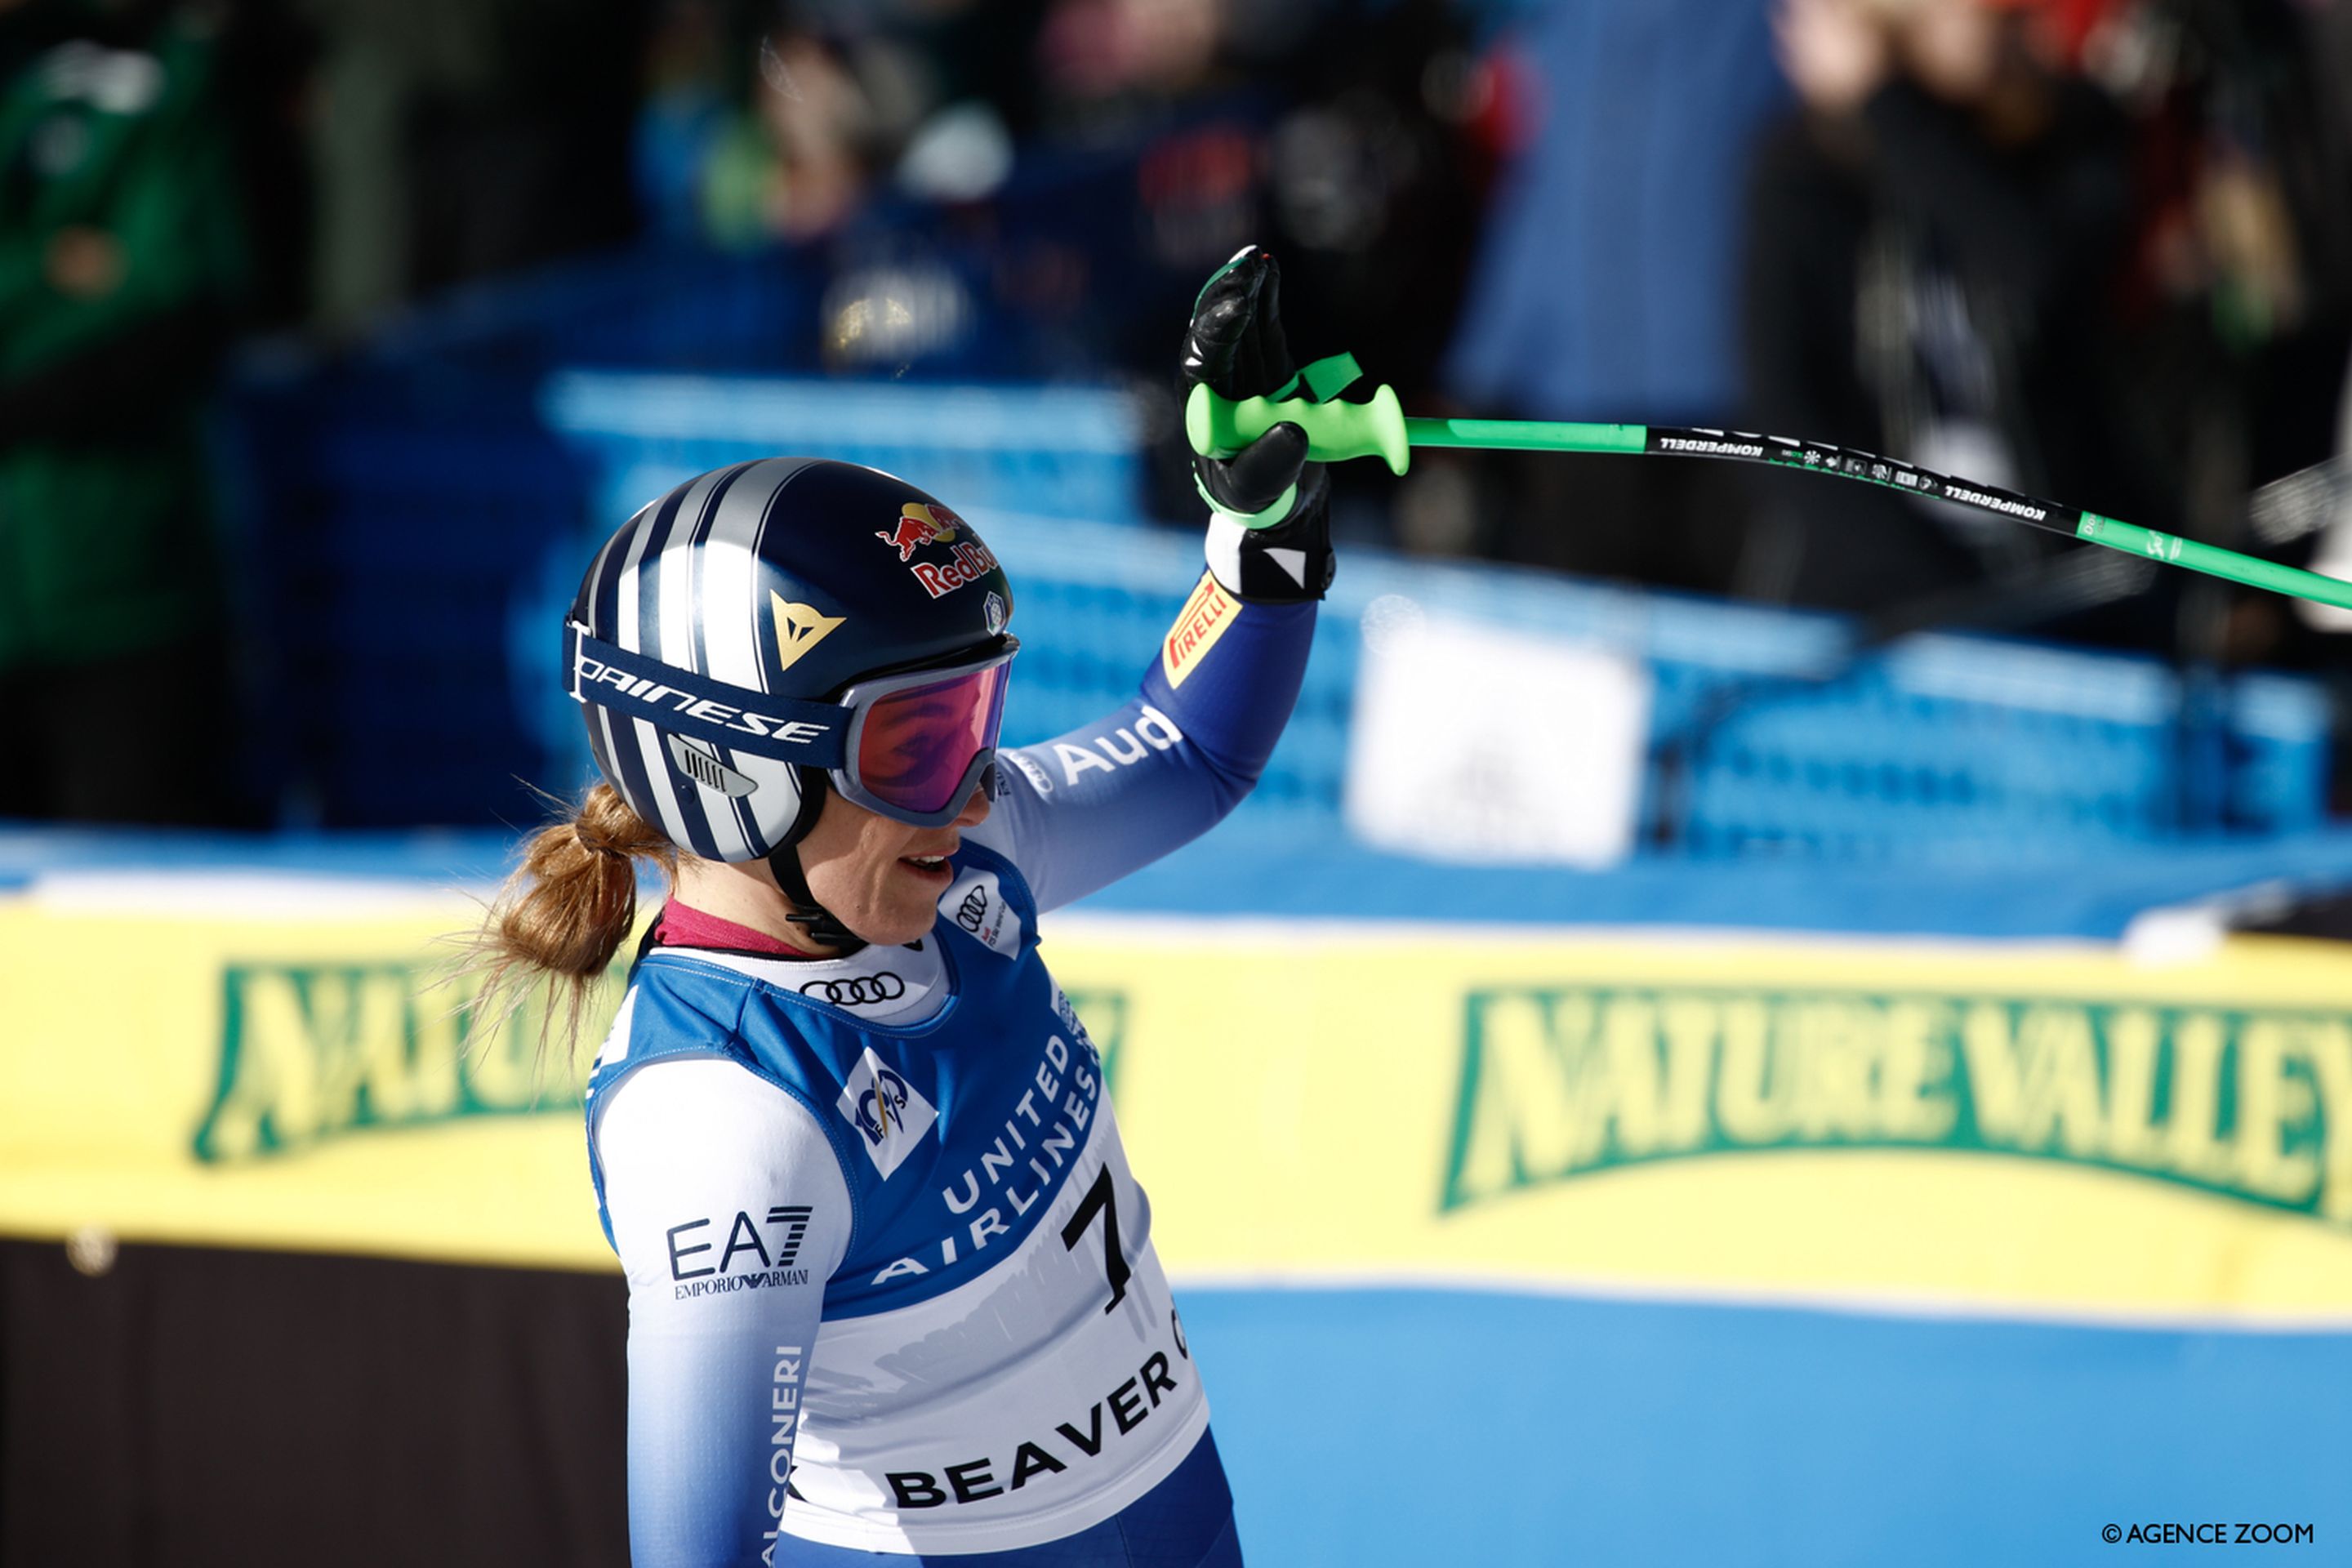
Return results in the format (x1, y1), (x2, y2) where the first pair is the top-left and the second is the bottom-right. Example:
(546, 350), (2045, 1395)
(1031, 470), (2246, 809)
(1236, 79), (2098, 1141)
(472, 249), (1331, 1567)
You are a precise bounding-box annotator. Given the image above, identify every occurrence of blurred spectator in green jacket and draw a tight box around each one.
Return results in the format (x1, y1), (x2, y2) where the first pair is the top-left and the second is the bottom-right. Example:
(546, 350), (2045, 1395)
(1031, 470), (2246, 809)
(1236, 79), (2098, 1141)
(0, 0), (248, 823)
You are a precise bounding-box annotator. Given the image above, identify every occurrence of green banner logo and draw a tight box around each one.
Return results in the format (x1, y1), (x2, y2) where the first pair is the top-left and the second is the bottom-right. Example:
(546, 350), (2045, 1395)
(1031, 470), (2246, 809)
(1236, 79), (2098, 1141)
(193, 963), (612, 1162)
(1071, 988), (1126, 1098)
(193, 960), (1131, 1164)
(1441, 986), (2352, 1223)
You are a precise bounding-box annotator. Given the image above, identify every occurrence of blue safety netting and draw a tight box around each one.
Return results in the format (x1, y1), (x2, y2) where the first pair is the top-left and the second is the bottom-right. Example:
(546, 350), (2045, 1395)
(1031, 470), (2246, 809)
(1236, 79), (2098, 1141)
(216, 356), (2333, 881)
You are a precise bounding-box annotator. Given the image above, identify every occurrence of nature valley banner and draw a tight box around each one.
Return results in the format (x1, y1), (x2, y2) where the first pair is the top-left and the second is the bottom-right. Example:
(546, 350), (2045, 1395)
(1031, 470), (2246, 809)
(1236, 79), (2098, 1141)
(1058, 926), (2352, 1325)
(0, 891), (617, 1267)
(5, 885), (2352, 1320)
(0, 886), (1124, 1270)
(1441, 987), (2352, 1223)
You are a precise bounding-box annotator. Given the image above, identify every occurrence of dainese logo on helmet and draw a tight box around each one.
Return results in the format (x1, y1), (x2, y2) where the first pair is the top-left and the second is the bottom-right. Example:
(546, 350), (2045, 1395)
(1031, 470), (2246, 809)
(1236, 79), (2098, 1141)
(573, 653), (833, 747)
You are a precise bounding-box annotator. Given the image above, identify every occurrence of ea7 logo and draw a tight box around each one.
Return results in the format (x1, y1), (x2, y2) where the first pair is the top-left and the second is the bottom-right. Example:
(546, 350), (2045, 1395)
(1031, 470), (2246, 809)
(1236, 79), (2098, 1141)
(666, 1205), (813, 1281)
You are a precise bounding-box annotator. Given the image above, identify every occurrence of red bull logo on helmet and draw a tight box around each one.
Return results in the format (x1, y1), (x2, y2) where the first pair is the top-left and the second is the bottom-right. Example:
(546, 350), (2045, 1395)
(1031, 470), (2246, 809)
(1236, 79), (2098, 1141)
(911, 537), (1001, 600)
(873, 500), (1000, 600)
(876, 502), (962, 563)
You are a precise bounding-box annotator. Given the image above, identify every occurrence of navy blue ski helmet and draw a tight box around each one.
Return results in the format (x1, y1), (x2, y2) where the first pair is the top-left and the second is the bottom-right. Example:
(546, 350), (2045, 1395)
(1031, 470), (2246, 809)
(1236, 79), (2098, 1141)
(565, 459), (1015, 861)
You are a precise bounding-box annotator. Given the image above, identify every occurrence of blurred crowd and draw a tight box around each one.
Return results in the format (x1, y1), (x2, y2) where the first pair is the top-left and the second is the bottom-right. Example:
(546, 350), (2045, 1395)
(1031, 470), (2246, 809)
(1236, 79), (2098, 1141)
(2, 0), (2350, 824)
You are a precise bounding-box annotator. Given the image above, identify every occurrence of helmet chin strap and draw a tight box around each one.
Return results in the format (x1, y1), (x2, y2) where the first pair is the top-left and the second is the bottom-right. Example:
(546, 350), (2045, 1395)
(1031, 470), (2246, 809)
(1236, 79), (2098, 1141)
(764, 773), (867, 956)
(759, 760), (1004, 956)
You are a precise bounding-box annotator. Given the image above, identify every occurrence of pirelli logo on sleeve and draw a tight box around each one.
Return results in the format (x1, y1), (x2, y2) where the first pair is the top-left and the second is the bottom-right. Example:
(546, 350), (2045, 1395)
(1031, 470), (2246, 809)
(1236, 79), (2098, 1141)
(1160, 574), (1240, 689)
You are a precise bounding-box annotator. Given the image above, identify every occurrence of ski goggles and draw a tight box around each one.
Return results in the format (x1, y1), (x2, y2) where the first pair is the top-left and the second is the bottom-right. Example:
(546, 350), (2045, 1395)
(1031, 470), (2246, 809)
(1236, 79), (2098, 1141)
(565, 622), (1017, 828)
(832, 648), (1015, 824)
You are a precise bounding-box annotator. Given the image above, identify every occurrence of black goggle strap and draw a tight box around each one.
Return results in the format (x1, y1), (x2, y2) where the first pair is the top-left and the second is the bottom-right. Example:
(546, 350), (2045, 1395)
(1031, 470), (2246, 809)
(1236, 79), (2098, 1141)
(565, 621), (852, 768)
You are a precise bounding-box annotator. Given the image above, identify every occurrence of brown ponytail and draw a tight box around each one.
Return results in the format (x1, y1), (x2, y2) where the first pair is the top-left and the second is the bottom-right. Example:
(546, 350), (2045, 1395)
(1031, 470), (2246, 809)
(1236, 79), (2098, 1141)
(462, 782), (678, 1061)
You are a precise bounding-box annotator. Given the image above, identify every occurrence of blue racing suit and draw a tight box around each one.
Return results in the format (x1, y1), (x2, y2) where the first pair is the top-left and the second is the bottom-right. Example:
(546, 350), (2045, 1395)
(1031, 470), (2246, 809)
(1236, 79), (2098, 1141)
(585, 572), (1310, 1566)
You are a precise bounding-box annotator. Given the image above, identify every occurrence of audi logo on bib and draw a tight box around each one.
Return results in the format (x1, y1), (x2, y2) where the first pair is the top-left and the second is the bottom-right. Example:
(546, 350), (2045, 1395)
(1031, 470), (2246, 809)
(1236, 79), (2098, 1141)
(800, 973), (908, 1007)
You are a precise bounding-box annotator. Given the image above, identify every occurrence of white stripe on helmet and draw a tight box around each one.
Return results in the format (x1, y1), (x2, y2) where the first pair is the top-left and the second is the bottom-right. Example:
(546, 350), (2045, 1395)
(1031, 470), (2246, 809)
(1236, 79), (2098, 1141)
(699, 461), (807, 857)
(663, 467), (751, 860)
(613, 506), (694, 849)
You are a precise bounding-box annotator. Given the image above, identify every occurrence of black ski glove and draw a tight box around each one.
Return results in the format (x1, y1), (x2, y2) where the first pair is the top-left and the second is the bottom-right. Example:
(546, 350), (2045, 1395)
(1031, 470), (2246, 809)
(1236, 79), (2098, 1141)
(1179, 247), (1335, 604)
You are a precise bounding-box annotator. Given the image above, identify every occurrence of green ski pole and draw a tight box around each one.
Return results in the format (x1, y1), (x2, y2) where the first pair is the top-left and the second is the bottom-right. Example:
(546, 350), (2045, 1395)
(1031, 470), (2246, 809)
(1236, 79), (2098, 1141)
(1185, 381), (2352, 615)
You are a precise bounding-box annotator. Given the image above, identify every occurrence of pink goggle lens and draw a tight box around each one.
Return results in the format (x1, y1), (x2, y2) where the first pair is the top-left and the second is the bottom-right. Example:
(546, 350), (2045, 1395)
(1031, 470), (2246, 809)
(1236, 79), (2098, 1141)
(854, 663), (1012, 817)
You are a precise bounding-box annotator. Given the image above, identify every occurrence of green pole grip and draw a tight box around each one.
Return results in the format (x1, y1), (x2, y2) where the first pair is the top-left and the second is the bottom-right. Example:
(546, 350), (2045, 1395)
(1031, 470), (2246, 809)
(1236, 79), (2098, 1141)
(1185, 381), (1412, 475)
